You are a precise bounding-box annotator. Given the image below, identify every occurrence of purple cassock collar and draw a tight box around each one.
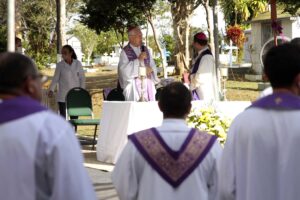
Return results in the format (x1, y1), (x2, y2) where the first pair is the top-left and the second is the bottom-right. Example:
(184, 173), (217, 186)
(129, 128), (217, 188)
(250, 92), (300, 110)
(0, 96), (47, 124)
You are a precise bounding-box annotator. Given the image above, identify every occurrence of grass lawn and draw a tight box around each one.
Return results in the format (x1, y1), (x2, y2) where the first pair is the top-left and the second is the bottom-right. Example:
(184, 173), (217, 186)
(41, 68), (260, 137)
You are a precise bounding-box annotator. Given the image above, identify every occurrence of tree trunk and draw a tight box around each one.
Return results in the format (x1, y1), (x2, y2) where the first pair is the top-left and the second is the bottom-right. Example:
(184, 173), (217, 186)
(171, 1), (194, 75)
(147, 15), (166, 77)
(56, 0), (66, 56)
(202, 0), (215, 56)
(270, 0), (277, 46)
(212, 0), (221, 97)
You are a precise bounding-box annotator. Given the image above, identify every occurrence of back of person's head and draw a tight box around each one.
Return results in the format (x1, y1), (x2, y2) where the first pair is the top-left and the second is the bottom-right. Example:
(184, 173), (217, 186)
(158, 82), (192, 118)
(193, 32), (208, 46)
(291, 37), (300, 46)
(0, 52), (42, 100)
(264, 43), (300, 89)
(62, 44), (77, 60)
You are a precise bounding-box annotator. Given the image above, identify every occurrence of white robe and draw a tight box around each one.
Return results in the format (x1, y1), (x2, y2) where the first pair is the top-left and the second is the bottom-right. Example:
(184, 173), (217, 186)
(218, 107), (300, 200)
(112, 119), (222, 200)
(118, 44), (159, 101)
(0, 100), (96, 200)
(49, 59), (85, 102)
(190, 47), (219, 101)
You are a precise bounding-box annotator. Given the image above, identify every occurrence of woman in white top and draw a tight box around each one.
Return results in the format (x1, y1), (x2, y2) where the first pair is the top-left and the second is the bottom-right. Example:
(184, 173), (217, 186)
(48, 45), (85, 118)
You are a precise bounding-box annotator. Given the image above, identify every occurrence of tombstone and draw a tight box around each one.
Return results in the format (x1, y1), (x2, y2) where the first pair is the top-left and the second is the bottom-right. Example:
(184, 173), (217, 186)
(250, 9), (300, 74)
(66, 35), (83, 62)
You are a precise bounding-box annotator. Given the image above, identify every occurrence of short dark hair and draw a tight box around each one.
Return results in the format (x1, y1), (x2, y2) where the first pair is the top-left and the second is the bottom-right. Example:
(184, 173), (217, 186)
(263, 43), (300, 88)
(159, 82), (192, 118)
(194, 37), (208, 46)
(0, 52), (37, 93)
(62, 44), (77, 60)
(291, 37), (300, 46)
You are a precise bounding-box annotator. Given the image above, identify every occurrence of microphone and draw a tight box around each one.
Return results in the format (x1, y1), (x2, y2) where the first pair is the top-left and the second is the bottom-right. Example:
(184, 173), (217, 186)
(141, 43), (145, 52)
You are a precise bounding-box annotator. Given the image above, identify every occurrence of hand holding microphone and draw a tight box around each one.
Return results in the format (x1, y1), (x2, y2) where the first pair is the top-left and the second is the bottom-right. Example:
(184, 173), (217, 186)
(138, 43), (147, 61)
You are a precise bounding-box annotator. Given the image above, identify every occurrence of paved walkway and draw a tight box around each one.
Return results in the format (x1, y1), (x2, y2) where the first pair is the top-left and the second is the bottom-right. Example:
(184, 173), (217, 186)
(83, 150), (119, 200)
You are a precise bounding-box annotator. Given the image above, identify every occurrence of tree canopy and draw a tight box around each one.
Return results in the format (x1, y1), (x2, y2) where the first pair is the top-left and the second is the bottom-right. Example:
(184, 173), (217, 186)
(80, 0), (156, 45)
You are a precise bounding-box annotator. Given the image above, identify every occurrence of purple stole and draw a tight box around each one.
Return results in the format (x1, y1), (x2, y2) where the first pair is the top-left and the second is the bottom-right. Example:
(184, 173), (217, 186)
(0, 96), (47, 124)
(190, 49), (212, 100)
(129, 128), (217, 188)
(250, 92), (300, 110)
(123, 44), (155, 101)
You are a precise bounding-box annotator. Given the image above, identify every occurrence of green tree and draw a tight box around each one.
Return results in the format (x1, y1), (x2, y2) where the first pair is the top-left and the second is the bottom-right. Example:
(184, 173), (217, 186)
(219, 0), (267, 25)
(162, 34), (175, 63)
(0, 0), (7, 52)
(95, 30), (125, 55)
(277, 0), (300, 15)
(70, 23), (98, 65)
(168, 0), (215, 75)
(80, 0), (156, 47)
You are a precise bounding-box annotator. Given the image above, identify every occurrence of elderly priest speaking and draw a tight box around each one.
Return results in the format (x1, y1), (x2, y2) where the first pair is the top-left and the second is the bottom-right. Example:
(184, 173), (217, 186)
(118, 26), (160, 101)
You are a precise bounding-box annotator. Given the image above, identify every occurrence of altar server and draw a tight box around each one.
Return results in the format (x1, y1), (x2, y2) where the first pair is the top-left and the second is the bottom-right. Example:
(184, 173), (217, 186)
(218, 43), (300, 200)
(118, 26), (159, 101)
(112, 82), (222, 200)
(0, 52), (96, 200)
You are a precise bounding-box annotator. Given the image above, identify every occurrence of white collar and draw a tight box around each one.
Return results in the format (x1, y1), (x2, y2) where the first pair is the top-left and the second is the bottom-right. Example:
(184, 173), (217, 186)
(129, 43), (140, 50)
(197, 46), (209, 55)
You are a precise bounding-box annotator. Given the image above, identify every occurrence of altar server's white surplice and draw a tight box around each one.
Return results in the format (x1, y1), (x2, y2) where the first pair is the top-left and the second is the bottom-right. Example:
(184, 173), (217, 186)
(0, 96), (96, 200)
(112, 119), (222, 200)
(218, 93), (300, 200)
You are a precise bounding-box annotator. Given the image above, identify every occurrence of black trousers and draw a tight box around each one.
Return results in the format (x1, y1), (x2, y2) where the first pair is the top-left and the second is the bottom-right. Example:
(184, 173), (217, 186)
(58, 102), (77, 119)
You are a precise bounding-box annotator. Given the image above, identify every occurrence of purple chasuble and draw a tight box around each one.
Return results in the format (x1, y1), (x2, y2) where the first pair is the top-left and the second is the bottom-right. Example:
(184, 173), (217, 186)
(0, 96), (47, 124)
(123, 43), (155, 101)
(250, 92), (300, 110)
(129, 128), (217, 188)
(190, 49), (212, 100)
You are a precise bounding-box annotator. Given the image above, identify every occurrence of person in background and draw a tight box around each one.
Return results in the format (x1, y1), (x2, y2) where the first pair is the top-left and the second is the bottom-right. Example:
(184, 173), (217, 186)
(0, 52), (96, 200)
(118, 26), (159, 101)
(48, 44), (85, 118)
(112, 82), (222, 200)
(190, 32), (219, 101)
(15, 37), (23, 54)
(218, 43), (300, 200)
(258, 37), (300, 99)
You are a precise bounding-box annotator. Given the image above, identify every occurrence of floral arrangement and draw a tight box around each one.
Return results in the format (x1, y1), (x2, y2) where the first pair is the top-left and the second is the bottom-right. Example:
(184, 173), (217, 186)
(226, 25), (246, 48)
(187, 107), (232, 144)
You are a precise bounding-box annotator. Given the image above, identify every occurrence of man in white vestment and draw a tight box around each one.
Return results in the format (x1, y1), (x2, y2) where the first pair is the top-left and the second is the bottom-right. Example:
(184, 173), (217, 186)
(112, 82), (222, 200)
(118, 26), (159, 101)
(190, 32), (219, 101)
(0, 53), (96, 200)
(218, 43), (300, 200)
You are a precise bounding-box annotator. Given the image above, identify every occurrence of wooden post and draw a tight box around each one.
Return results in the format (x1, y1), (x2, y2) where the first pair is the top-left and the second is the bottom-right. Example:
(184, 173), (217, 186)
(7, 0), (15, 52)
(270, 0), (277, 46)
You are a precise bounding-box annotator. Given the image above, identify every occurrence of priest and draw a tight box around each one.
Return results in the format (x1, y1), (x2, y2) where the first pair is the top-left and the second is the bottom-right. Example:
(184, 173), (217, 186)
(112, 82), (222, 200)
(0, 53), (96, 200)
(118, 26), (159, 101)
(190, 32), (219, 101)
(218, 43), (300, 200)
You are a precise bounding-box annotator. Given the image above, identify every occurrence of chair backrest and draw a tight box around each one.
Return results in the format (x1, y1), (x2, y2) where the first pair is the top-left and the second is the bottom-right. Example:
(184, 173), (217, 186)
(107, 88), (125, 101)
(65, 87), (93, 118)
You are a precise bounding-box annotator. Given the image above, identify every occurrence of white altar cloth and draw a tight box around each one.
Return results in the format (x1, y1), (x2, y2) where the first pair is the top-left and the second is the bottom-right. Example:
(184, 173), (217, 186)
(96, 101), (250, 164)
